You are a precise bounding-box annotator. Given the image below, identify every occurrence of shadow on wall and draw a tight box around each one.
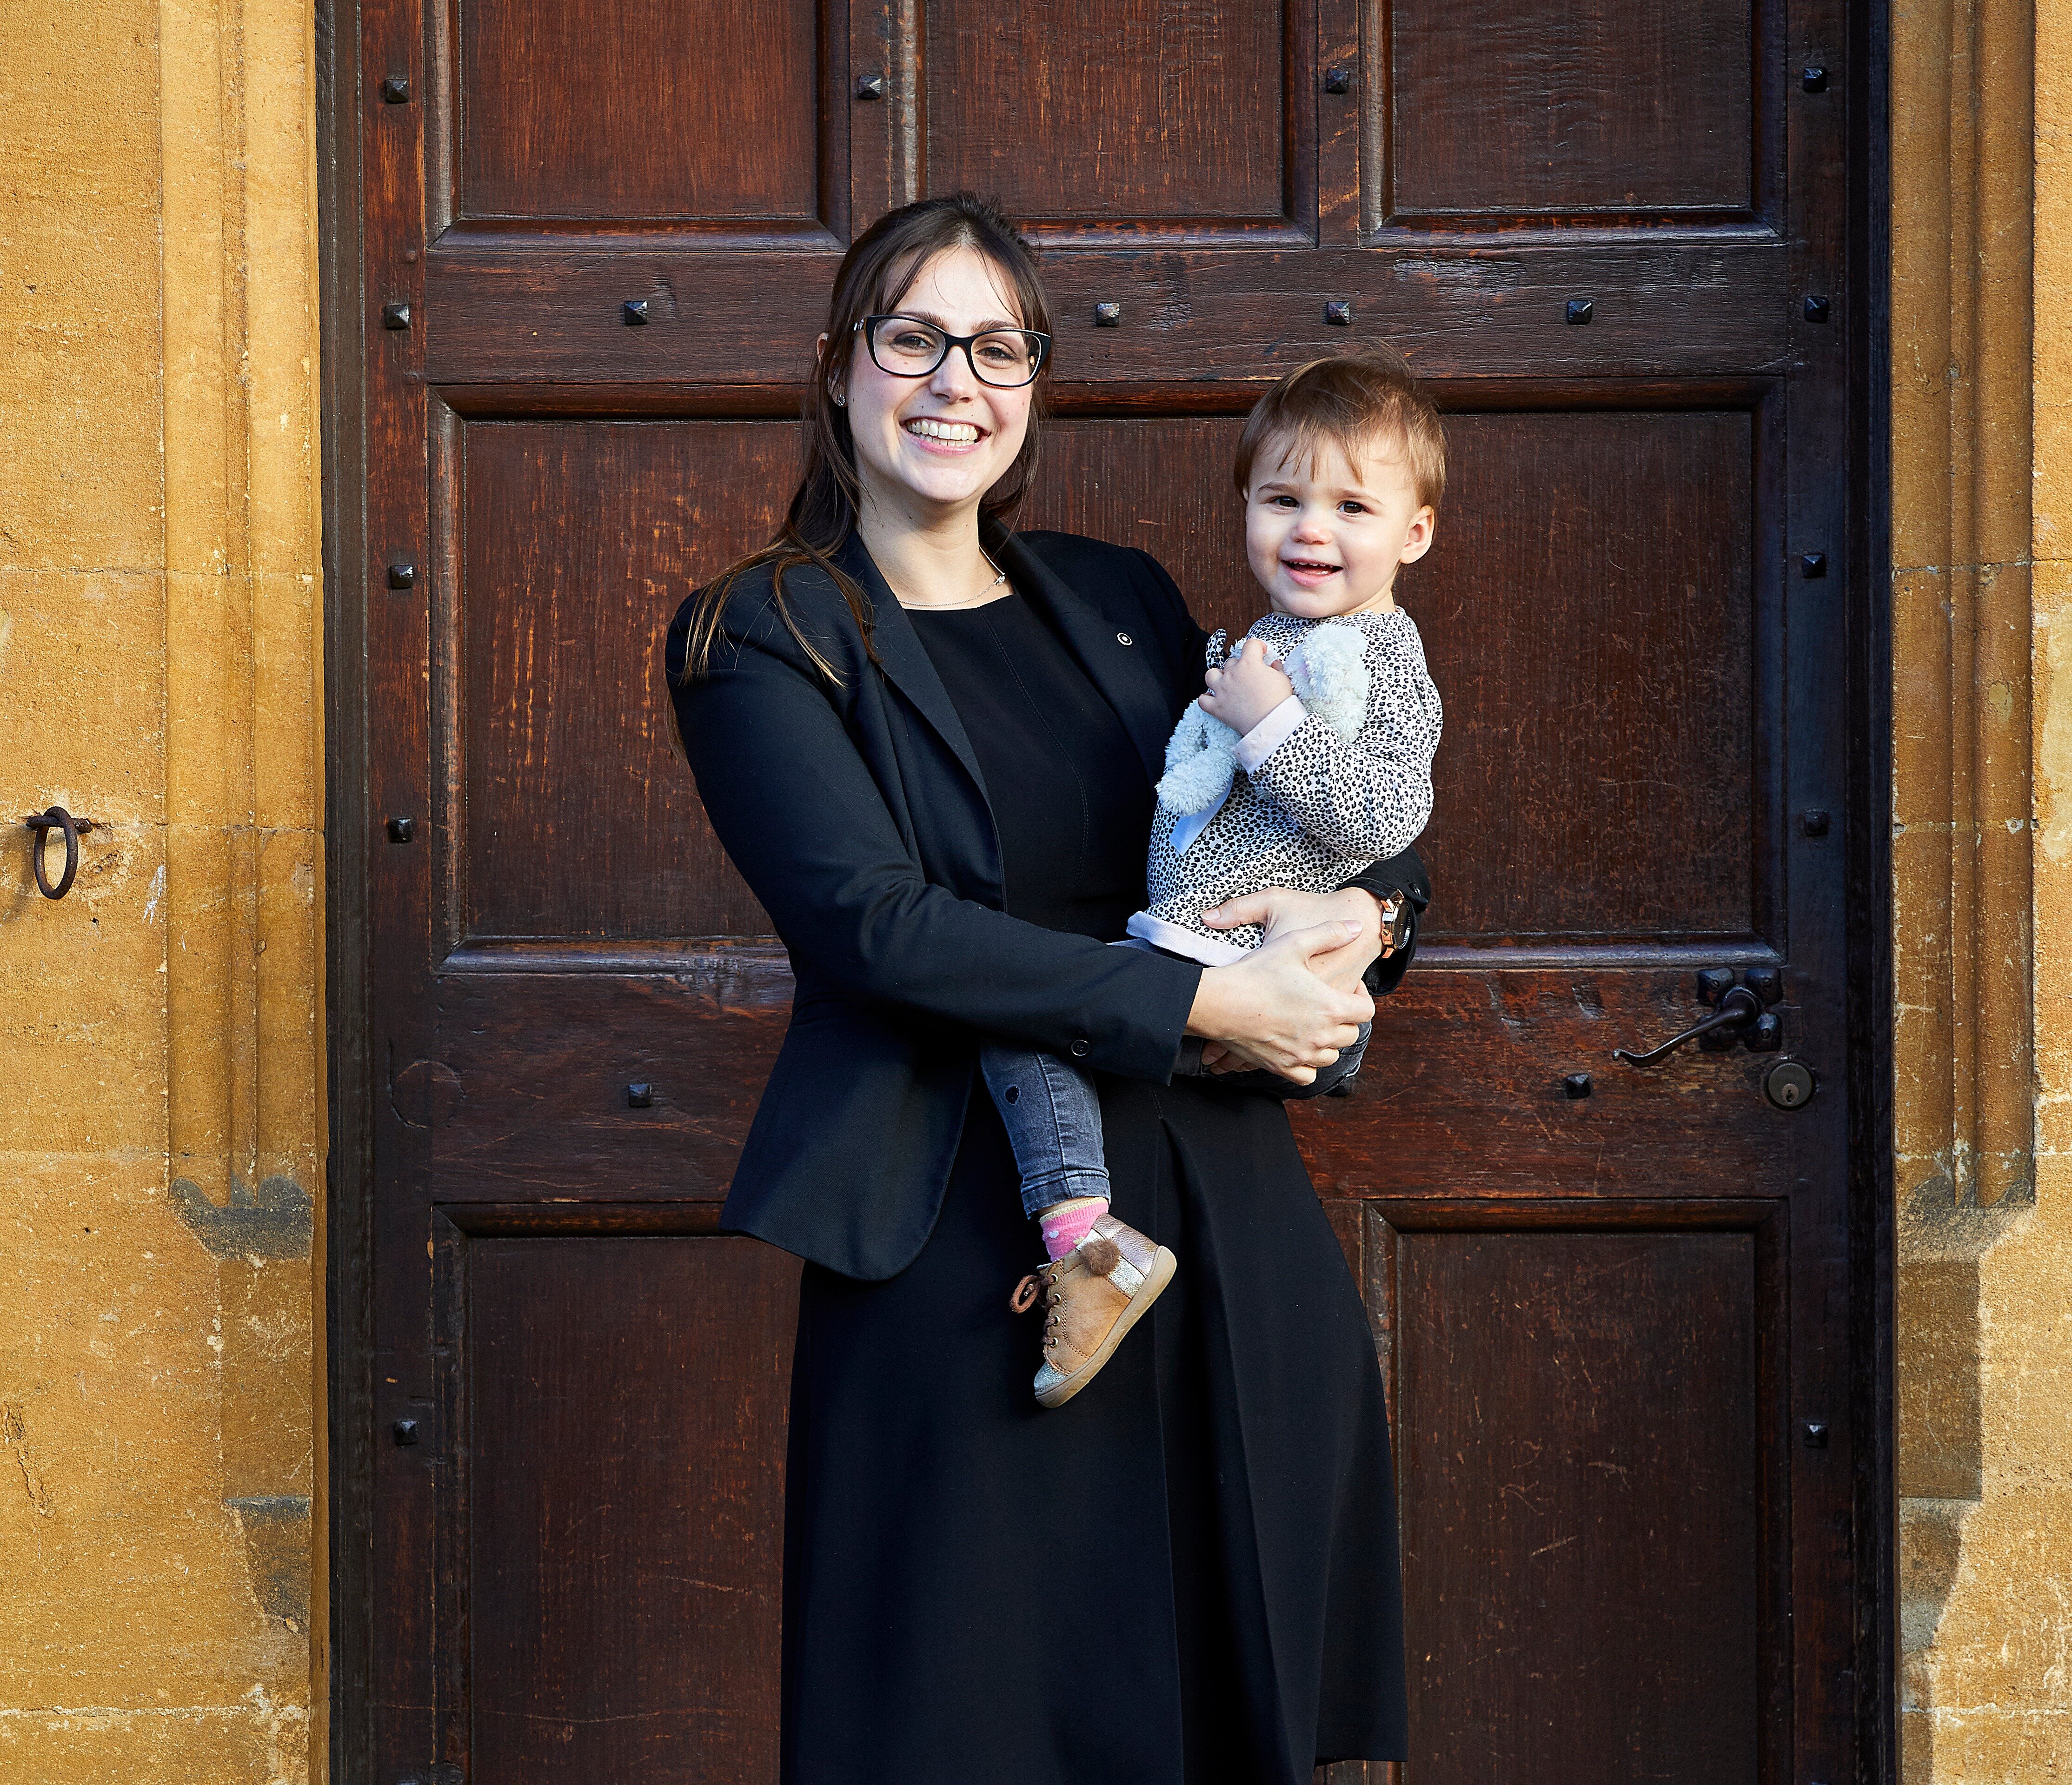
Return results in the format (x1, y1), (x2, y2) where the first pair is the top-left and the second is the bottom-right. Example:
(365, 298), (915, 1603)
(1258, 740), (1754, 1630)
(1896, 1168), (2035, 1769)
(171, 1173), (313, 1261)
(173, 1173), (318, 1633)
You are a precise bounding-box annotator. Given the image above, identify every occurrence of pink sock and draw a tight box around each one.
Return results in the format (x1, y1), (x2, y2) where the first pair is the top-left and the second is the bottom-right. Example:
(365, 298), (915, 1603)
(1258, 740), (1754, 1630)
(1039, 1197), (1108, 1260)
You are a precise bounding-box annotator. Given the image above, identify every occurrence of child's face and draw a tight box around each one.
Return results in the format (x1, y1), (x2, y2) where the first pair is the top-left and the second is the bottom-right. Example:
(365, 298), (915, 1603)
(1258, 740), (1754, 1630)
(1243, 433), (1436, 619)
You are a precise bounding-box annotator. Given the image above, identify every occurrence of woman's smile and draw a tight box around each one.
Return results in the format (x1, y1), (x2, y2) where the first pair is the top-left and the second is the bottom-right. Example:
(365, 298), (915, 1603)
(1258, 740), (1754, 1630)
(903, 414), (989, 450)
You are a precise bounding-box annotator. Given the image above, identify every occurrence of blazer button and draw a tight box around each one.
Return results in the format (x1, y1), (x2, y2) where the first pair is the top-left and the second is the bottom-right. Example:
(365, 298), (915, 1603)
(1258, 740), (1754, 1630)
(1116, 631), (1133, 646)
(1069, 1038), (1092, 1059)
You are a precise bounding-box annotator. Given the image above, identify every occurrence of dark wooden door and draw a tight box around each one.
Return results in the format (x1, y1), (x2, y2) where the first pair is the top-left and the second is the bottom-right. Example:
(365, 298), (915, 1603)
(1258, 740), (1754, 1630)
(334, 0), (1877, 1779)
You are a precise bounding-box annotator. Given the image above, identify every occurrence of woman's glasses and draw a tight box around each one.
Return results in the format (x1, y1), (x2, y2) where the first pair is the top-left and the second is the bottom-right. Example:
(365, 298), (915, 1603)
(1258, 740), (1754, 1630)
(854, 315), (1051, 388)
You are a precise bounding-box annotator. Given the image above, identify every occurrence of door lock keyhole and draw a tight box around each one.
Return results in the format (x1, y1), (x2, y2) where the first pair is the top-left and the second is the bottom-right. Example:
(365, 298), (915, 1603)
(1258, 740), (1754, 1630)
(1763, 1060), (1816, 1110)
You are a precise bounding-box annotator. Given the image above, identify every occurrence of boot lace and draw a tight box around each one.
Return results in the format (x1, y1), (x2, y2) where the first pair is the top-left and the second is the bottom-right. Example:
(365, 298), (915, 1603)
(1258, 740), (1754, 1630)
(1009, 1263), (1067, 1341)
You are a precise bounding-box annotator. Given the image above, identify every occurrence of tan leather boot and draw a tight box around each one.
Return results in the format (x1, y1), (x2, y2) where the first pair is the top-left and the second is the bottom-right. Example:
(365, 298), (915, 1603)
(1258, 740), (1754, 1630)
(1009, 1215), (1177, 1408)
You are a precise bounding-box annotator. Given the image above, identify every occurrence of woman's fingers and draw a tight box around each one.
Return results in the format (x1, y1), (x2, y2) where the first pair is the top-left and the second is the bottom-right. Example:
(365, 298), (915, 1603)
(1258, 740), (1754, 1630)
(1285, 919), (1367, 972)
(1201, 890), (1280, 931)
(1271, 917), (1356, 956)
(1253, 922), (1373, 1014)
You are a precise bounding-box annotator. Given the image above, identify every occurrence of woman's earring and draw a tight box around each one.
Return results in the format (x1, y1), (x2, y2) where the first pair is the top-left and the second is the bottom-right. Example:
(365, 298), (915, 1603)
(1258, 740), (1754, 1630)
(832, 392), (846, 407)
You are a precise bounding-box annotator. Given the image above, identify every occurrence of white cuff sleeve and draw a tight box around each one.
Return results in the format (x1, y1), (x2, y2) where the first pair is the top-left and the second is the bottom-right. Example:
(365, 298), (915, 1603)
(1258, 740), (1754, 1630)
(1233, 695), (1308, 772)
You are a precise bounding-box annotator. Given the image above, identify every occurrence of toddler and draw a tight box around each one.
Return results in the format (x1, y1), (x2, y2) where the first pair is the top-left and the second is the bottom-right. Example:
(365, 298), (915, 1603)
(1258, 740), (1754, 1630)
(997, 348), (1446, 1407)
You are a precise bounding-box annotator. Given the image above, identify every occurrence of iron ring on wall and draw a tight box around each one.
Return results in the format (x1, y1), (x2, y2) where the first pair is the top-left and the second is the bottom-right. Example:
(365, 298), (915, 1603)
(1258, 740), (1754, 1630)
(21, 806), (99, 900)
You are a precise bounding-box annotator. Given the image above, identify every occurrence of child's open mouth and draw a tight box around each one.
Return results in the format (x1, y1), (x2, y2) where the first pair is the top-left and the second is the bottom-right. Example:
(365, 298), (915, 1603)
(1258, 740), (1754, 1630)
(1283, 557), (1341, 582)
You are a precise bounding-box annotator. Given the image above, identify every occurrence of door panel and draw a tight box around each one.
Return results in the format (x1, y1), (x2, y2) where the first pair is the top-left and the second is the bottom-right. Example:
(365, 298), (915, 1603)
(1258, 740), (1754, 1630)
(925, 0), (1298, 226)
(458, 1226), (797, 1783)
(1418, 409), (1763, 942)
(458, 0), (830, 221)
(1375, 1202), (1780, 1783)
(1388, 0), (1760, 217)
(460, 419), (785, 940)
(346, 0), (1870, 1776)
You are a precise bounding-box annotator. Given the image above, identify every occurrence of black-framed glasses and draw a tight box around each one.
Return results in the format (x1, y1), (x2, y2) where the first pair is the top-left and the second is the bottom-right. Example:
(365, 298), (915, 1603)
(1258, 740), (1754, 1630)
(854, 314), (1051, 388)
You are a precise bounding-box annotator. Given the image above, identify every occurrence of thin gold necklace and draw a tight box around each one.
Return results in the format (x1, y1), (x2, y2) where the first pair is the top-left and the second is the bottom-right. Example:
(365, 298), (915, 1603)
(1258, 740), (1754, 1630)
(895, 551), (1009, 611)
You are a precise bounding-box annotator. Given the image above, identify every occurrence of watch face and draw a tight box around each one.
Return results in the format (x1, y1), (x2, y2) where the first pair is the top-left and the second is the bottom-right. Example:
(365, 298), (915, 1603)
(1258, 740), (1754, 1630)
(1380, 897), (1410, 948)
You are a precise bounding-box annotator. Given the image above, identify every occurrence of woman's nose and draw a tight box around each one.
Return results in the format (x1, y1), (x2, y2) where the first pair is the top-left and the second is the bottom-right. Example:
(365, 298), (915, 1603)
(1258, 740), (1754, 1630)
(928, 345), (981, 400)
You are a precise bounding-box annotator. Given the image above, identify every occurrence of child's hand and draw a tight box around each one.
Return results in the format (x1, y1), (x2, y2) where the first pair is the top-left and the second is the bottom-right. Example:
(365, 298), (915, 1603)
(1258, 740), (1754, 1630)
(1198, 637), (1295, 737)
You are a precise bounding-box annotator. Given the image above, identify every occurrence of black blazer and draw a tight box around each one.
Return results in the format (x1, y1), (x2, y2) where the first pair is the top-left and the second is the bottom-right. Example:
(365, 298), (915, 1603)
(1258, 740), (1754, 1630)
(664, 526), (1429, 1280)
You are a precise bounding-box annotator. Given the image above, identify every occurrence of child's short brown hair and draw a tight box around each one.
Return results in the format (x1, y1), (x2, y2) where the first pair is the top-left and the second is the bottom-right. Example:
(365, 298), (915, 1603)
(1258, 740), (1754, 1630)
(1232, 346), (1446, 510)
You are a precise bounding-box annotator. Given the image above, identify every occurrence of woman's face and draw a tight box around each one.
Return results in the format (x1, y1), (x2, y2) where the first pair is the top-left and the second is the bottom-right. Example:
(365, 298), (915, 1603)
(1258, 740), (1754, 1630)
(830, 246), (1037, 526)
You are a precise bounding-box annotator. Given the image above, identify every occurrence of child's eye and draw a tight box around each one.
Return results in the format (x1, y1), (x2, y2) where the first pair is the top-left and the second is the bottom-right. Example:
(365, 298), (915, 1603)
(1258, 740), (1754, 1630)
(1339, 501), (1368, 516)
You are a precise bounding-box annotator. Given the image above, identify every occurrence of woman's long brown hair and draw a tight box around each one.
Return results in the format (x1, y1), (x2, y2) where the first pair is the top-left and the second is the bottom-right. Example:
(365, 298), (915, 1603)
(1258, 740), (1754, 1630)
(673, 193), (1053, 686)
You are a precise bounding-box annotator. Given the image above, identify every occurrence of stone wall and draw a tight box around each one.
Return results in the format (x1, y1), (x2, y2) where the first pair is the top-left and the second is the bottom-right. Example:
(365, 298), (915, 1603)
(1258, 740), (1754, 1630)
(0, 0), (325, 1778)
(1891, 0), (2072, 1775)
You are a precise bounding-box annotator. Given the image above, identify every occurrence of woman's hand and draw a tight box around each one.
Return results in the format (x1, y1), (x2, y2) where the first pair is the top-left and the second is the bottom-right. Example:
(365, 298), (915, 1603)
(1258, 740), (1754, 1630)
(1202, 886), (1394, 994)
(1184, 920), (1375, 1084)
(1195, 888), (1392, 1075)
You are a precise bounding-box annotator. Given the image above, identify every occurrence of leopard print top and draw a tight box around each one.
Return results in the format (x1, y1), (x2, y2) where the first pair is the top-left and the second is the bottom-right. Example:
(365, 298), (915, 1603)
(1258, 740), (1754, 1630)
(1129, 606), (1442, 963)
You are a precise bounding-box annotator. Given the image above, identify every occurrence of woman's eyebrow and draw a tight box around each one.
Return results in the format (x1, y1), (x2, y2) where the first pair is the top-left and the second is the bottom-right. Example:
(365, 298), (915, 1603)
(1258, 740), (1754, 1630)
(893, 307), (1025, 332)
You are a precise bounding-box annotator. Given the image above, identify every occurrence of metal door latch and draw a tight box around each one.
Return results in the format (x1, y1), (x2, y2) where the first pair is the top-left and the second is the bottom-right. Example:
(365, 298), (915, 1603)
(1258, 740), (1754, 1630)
(1614, 967), (1784, 1067)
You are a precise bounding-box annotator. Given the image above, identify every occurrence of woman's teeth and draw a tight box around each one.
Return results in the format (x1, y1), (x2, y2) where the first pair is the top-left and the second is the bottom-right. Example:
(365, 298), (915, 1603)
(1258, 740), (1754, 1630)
(905, 418), (982, 443)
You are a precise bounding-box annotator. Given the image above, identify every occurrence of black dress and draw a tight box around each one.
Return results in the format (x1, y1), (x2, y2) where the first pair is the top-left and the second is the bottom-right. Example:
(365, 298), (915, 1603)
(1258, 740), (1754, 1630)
(778, 592), (1408, 1785)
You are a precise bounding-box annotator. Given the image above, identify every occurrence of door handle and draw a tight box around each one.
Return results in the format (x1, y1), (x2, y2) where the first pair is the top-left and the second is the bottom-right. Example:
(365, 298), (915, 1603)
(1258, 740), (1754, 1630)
(1614, 967), (1783, 1068)
(1614, 986), (1760, 1066)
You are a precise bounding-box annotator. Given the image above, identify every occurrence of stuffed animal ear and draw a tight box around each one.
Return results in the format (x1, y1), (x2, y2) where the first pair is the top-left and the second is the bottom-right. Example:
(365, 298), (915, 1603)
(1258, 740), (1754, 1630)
(1287, 624), (1371, 740)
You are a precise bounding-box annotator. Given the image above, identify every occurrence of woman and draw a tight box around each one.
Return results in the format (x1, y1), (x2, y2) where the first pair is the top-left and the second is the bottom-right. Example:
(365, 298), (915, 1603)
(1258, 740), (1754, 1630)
(664, 193), (1419, 1784)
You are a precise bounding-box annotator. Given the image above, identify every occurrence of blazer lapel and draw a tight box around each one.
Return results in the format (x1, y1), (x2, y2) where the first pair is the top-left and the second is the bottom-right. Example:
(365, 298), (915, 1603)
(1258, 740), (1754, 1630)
(996, 528), (1177, 787)
(837, 533), (992, 800)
